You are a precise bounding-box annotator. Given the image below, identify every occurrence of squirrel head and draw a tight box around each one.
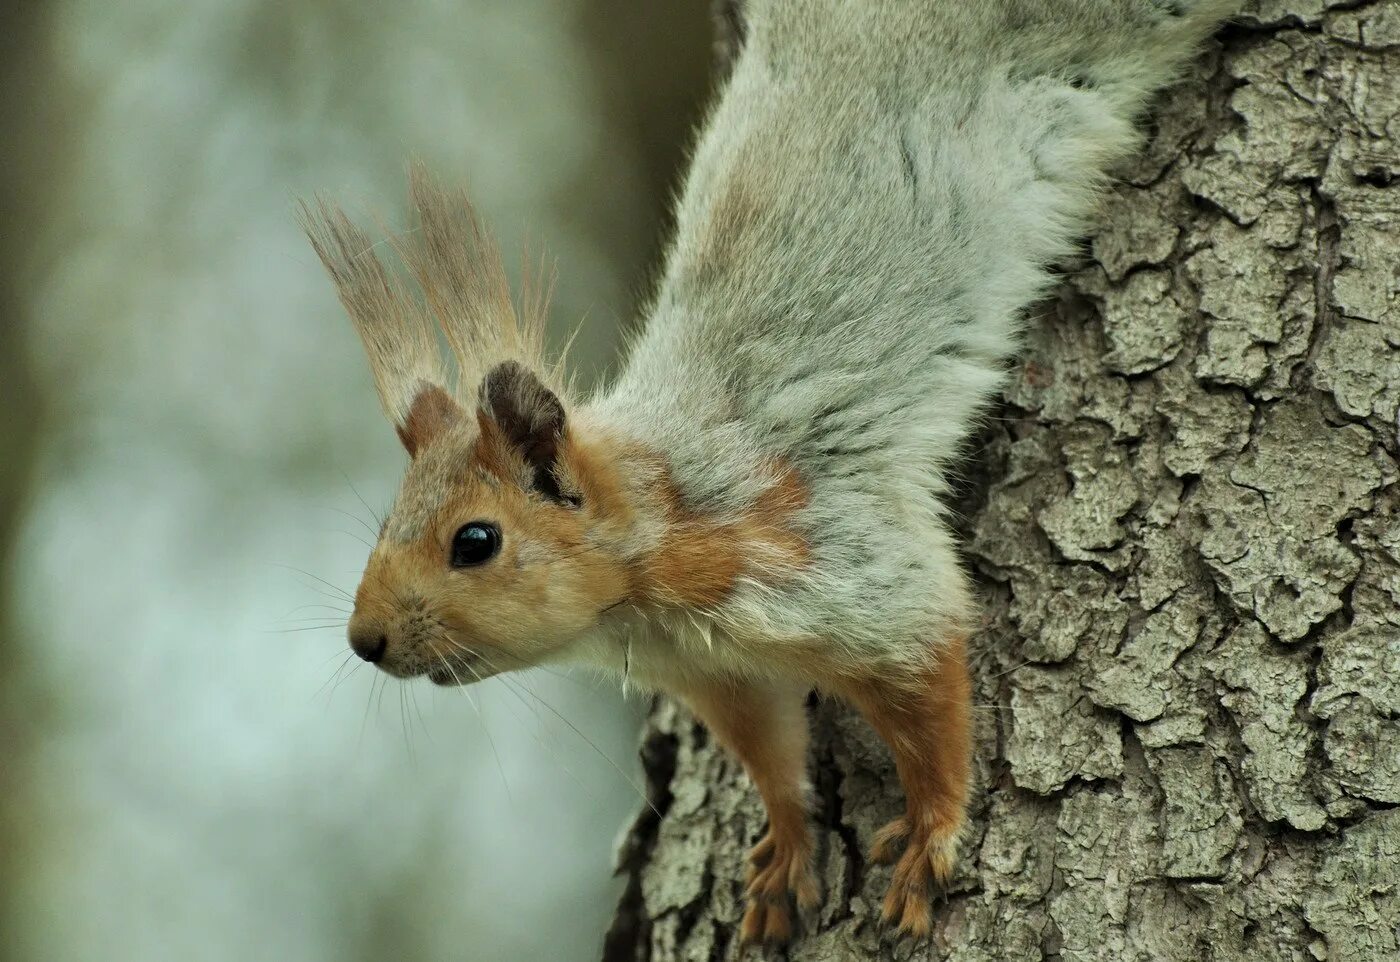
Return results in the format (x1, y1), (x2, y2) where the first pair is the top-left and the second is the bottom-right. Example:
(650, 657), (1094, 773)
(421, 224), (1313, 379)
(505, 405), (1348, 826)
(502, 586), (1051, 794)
(300, 167), (630, 684)
(347, 365), (631, 684)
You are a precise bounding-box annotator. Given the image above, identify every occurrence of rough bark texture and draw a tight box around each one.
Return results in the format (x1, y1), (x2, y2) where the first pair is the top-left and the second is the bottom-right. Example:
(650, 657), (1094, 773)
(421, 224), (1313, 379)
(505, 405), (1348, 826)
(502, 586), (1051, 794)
(605, 2), (1400, 960)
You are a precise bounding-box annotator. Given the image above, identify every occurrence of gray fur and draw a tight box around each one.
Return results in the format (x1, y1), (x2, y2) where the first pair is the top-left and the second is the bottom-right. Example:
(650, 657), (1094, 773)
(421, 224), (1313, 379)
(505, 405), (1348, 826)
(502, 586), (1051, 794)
(590, 0), (1240, 669)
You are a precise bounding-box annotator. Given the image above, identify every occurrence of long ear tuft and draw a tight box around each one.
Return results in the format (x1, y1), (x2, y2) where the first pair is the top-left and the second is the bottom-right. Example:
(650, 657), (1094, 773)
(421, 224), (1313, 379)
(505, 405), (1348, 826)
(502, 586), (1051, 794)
(397, 162), (560, 397)
(300, 165), (567, 451)
(479, 361), (575, 505)
(297, 195), (444, 428)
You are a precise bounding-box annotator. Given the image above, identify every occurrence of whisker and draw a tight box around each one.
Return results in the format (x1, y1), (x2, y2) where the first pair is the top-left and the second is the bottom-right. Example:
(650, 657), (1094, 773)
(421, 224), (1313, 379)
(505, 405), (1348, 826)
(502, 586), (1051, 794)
(359, 673), (379, 750)
(429, 620), (649, 725)
(475, 644), (604, 693)
(332, 528), (375, 551)
(342, 472), (386, 530)
(315, 652), (358, 702)
(453, 649), (606, 808)
(427, 626), (651, 809)
(470, 648), (656, 816)
(410, 684), (432, 746)
(399, 685), (418, 768)
(427, 617), (611, 695)
(427, 638), (513, 804)
(282, 603), (353, 618)
(367, 566), (413, 615)
(983, 659), (1034, 681)
(331, 661), (365, 701)
(272, 564), (356, 603)
(288, 582), (354, 606)
(491, 674), (614, 808)
(329, 506), (379, 541)
(264, 624), (349, 634)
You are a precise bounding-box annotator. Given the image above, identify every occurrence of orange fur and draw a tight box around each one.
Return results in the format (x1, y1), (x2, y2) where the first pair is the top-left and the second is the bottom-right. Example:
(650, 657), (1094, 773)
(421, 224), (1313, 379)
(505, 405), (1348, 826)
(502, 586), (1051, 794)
(351, 410), (816, 682)
(673, 676), (818, 945)
(641, 522), (747, 608)
(829, 634), (972, 938)
(555, 429), (641, 540)
(637, 461), (811, 609)
(660, 637), (972, 944)
(471, 411), (529, 486)
(352, 423), (631, 680)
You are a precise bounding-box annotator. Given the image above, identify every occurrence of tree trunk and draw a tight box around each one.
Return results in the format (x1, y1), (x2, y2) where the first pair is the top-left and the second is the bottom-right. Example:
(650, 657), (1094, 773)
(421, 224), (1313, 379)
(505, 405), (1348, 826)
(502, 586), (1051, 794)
(605, 2), (1400, 960)
(0, 4), (60, 954)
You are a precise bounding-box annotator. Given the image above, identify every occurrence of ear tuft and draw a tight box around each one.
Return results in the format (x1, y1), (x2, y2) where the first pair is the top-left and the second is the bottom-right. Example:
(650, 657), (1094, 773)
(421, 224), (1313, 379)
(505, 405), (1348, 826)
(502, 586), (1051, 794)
(297, 195), (444, 428)
(396, 383), (463, 457)
(479, 362), (574, 504)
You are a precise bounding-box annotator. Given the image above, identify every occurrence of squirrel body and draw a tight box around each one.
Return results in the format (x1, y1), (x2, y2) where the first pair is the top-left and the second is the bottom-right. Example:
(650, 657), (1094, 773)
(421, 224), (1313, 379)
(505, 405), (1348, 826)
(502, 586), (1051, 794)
(304, 0), (1240, 943)
(598, 0), (1240, 669)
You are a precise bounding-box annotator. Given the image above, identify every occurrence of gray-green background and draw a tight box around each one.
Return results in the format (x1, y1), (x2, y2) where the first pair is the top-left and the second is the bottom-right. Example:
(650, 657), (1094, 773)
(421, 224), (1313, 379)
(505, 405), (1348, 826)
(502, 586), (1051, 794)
(0, 3), (712, 960)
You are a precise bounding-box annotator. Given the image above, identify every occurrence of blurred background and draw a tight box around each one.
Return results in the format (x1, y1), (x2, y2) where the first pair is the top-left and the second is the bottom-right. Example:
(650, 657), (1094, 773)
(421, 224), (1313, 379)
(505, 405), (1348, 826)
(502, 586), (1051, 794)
(0, 2), (713, 960)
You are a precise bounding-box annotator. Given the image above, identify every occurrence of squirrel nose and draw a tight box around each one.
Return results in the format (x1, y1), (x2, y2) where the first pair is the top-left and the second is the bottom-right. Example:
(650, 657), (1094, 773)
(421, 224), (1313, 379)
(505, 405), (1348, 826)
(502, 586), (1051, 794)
(349, 627), (388, 664)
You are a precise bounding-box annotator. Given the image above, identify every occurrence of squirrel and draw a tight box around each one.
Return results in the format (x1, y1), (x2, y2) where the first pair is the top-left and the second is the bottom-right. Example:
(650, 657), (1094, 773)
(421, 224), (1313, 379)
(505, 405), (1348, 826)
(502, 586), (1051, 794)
(301, 0), (1241, 944)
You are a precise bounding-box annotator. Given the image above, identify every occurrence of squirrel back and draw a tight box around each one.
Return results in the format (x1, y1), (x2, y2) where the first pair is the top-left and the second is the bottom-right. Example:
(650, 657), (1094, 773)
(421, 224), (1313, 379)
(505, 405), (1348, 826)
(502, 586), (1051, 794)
(605, 1), (1237, 504)
(592, 0), (1240, 661)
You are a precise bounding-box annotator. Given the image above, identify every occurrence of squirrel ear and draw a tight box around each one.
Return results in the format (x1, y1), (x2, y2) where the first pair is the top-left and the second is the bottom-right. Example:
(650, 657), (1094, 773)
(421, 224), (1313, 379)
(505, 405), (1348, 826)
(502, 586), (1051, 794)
(478, 361), (574, 504)
(395, 383), (463, 458)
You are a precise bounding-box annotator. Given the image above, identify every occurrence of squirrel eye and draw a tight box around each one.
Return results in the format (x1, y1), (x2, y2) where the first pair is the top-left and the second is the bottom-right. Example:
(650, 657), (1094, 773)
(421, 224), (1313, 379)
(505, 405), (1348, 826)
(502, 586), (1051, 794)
(450, 522), (500, 567)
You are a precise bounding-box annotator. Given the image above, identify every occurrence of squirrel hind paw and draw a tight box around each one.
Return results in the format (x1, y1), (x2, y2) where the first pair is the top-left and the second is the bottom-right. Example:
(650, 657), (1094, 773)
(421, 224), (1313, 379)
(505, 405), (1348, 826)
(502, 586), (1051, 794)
(877, 818), (961, 940)
(737, 830), (820, 946)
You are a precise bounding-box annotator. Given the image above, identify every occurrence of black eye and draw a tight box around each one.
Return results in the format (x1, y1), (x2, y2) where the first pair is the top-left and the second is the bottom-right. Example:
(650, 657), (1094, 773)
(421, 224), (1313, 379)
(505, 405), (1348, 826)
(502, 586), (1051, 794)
(450, 522), (500, 567)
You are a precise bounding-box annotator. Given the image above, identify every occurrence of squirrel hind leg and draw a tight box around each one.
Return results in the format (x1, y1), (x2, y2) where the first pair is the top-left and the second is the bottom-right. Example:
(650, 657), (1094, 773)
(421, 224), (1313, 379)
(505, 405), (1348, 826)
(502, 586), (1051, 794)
(672, 677), (818, 945)
(834, 633), (973, 940)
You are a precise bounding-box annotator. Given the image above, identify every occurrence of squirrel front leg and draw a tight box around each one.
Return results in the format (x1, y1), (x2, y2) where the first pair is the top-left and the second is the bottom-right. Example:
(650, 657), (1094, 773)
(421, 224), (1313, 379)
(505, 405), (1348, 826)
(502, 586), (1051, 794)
(671, 676), (819, 944)
(830, 633), (973, 939)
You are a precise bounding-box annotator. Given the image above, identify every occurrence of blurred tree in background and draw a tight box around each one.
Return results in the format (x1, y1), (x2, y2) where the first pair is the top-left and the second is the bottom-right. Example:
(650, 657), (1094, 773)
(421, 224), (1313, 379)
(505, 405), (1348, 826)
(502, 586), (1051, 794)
(1, 3), (63, 958)
(0, 3), (710, 961)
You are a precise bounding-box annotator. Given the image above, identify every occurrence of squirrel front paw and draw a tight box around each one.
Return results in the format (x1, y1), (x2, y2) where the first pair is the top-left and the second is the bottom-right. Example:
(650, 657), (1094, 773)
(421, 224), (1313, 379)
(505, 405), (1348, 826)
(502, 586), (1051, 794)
(870, 814), (961, 939)
(739, 828), (820, 945)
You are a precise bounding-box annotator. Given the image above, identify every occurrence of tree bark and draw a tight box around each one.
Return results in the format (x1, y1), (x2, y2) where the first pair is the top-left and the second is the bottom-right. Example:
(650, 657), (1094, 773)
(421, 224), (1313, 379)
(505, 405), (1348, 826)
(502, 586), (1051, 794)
(605, 2), (1400, 960)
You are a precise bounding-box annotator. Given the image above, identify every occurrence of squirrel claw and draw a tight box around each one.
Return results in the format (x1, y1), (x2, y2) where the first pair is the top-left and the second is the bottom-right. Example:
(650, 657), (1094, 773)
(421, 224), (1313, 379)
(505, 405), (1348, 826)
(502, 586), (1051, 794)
(739, 897), (792, 946)
(869, 815), (910, 864)
(738, 829), (819, 946)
